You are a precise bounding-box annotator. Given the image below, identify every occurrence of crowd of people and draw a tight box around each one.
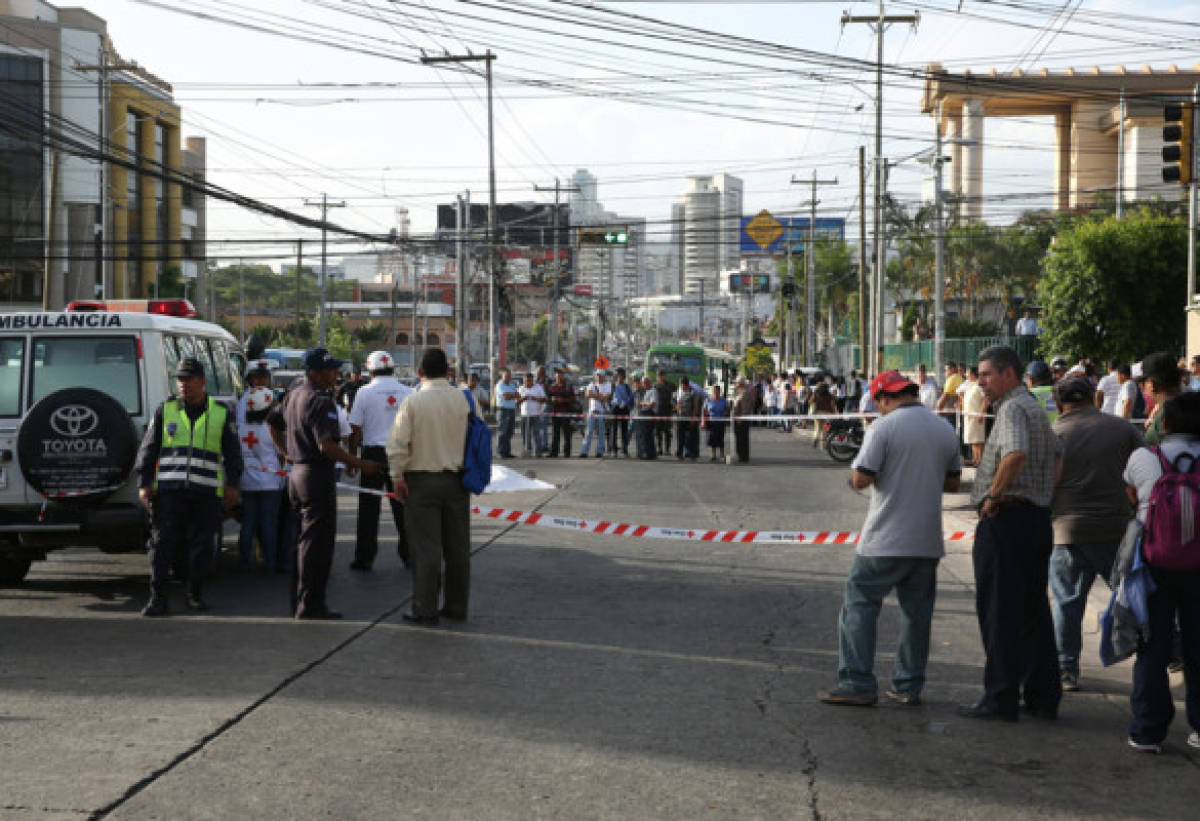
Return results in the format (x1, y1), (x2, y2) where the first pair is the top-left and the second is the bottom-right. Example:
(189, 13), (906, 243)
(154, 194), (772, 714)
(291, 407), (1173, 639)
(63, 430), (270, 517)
(818, 344), (1200, 756)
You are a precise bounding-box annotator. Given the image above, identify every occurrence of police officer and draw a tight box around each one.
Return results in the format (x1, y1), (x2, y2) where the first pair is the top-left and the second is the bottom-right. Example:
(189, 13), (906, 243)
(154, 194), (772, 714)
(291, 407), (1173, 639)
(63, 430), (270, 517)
(348, 350), (414, 571)
(1026, 360), (1058, 422)
(135, 357), (243, 616)
(268, 347), (379, 619)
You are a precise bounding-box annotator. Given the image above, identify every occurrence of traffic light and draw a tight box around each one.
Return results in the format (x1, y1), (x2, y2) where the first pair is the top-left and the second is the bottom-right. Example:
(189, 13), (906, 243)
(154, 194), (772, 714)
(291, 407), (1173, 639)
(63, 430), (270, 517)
(1163, 102), (1194, 185)
(578, 227), (629, 246)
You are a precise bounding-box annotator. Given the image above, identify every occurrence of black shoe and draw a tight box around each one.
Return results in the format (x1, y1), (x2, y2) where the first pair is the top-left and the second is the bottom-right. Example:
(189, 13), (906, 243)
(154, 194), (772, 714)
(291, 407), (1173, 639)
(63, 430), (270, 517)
(957, 702), (1018, 722)
(438, 608), (467, 621)
(141, 595), (168, 617)
(185, 582), (209, 612)
(185, 594), (210, 612)
(402, 612), (440, 627)
(578, 453), (588, 458)
(296, 608), (343, 620)
(349, 560), (372, 572)
(1022, 703), (1059, 721)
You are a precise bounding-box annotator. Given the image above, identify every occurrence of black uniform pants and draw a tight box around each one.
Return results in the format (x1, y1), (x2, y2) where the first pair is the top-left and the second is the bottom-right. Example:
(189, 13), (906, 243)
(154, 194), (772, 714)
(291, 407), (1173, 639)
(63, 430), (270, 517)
(148, 490), (222, 584)
(404, 471), (471, 620)
(550, 416), (573, 456)
(972, 503), (1061, 717)
(634, 418), (656, 459)
(655, 419), (672, 453)
(606, 412), (630, 454)
(734, 421), (751, 462)
(355, 445), (408, 567)
(289, 462), (338, 616)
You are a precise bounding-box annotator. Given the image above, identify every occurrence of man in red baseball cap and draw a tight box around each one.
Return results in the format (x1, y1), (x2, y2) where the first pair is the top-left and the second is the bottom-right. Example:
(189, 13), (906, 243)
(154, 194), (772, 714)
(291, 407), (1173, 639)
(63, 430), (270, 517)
(819, 369), (962, 707)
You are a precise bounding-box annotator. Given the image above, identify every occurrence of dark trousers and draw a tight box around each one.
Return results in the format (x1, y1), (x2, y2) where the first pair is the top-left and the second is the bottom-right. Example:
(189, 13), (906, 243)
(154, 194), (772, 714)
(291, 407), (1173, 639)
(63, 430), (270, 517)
(1129, 566), (1200, 745)
(497, 408), (516, 457)
(677, 422), (699, 458)
(550, 416), (573, 456)
(972, 503), (1061, 717)
(404, 471), (471, 620)
(607, 412), (630, 454)
(355, 445), (408, 567)
(655, 418), (672, 453)
(734, 421), (751, 462)
(289, 463), (337, 616)
(147, 490), (221, 584)
(634, 418), (657, 459)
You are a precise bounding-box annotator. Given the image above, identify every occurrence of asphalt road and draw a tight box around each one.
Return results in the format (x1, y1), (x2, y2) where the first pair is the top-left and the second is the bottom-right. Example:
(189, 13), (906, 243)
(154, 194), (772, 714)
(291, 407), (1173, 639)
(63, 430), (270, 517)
(1, 428), (1198, 820)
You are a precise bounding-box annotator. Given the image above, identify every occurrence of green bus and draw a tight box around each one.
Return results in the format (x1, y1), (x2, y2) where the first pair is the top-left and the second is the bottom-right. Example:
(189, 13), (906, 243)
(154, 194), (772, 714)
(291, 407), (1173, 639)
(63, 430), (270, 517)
(643, 343), (738, 392)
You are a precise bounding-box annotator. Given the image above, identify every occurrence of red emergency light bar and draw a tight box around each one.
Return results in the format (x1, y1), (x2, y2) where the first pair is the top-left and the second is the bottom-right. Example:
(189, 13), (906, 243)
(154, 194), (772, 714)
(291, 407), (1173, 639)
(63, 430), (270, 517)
(65, 299), (198, 318)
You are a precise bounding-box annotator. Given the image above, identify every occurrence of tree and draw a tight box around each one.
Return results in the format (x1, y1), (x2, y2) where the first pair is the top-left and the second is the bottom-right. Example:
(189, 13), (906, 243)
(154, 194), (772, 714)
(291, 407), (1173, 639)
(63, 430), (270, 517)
(1036, 209), (1188, 362)
(740, 344), (774, 377)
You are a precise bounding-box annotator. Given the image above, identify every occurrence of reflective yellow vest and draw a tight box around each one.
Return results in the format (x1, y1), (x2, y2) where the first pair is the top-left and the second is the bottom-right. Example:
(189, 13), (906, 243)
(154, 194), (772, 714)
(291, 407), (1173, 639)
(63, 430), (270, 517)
(1030, 384), (1058, 423)
(156, 397), (227, 497)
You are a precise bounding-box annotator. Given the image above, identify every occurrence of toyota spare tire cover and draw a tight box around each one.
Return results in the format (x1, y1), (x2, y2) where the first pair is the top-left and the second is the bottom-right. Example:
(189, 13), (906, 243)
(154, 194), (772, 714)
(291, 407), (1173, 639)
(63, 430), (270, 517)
(18, 387), (138, 503)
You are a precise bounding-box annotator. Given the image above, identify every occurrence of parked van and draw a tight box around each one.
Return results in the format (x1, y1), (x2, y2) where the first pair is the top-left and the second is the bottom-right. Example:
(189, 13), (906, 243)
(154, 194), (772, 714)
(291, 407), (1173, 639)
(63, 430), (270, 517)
(0, 300), (245, 584)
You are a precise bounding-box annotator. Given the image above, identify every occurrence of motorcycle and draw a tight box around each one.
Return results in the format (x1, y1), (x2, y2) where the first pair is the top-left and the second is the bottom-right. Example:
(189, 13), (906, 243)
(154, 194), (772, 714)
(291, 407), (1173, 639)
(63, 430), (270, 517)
(823, 418), (864, 463)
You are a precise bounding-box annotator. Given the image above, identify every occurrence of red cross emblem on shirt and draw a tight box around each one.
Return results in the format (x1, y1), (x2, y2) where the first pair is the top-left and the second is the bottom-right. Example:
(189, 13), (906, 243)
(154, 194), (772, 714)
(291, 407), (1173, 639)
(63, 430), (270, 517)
(242, 430), (261, 448)
(386, 394), (397, 406)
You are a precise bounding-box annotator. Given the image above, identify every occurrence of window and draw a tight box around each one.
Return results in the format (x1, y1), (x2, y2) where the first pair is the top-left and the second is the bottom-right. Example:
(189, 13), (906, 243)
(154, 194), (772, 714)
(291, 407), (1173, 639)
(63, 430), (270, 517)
(426, 333), (440, 346)
(395, 332), (409, 345)
(0, 338), (24, 417)
(647, 353), (703, 377)
(195, 339), (231, 397)
(0, 54), (44, 303)
(30, 337), (141, 415)
(228, 348), (246, 396)
(162, 334), (181, 386)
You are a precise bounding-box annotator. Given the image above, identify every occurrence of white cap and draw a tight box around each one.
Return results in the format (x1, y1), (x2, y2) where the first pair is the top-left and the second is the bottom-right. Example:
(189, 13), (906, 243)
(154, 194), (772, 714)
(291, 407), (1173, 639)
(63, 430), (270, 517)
(1132, 362), (1144, 379)
(365, 350), (394, 372)
(244, 386), (275, 412)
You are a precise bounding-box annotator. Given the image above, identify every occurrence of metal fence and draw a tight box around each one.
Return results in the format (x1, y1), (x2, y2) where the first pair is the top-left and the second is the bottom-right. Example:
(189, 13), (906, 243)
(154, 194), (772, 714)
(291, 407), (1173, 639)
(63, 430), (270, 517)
(825, 336), (1043, 374)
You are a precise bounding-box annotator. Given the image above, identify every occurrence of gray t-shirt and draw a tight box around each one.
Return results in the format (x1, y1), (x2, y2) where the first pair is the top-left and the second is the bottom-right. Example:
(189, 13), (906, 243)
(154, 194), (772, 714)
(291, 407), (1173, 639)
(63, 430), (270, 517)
(851, 403), (962, 558)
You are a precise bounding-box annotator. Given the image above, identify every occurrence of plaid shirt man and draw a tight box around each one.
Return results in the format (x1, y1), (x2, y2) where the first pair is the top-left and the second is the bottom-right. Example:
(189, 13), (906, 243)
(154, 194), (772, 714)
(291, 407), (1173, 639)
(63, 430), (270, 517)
(971, 385), (1061, 509)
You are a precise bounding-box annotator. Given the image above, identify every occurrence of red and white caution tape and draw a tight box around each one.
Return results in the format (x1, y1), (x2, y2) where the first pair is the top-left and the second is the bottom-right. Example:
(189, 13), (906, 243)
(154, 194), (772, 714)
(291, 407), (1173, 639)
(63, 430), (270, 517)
(466, 504), (973, 544)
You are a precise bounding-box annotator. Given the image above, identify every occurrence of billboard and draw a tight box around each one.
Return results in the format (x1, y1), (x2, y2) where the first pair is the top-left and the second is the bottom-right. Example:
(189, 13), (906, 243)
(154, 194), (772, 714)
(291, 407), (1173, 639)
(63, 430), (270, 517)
(728, 273), (771, 294)
(739, 210), (846, 255)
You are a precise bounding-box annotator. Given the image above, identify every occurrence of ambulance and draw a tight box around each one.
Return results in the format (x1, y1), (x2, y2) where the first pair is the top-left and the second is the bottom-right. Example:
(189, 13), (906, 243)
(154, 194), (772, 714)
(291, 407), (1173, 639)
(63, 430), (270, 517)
(0, 299), (246, 584)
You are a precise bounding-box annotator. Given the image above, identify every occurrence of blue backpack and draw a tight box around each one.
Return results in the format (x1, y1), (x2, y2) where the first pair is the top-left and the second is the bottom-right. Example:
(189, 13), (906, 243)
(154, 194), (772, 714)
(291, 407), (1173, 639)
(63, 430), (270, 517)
(461, 389), (492, 494)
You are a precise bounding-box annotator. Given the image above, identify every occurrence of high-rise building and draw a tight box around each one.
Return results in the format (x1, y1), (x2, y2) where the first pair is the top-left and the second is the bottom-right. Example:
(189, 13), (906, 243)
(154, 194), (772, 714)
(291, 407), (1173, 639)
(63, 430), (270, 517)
(0, 0), (195, 308)
(677, 173), (743, 298)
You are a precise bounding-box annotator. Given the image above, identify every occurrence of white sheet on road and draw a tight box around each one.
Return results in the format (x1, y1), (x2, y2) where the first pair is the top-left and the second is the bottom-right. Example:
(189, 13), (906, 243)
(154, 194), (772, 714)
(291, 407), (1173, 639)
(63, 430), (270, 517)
(483, 464), (555, 494)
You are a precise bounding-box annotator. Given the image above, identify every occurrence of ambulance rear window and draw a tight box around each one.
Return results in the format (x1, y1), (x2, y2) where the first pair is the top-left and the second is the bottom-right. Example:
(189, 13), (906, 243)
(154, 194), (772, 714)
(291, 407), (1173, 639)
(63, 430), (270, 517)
(0, 338), (23, 416)
(30, 336), (142, 415)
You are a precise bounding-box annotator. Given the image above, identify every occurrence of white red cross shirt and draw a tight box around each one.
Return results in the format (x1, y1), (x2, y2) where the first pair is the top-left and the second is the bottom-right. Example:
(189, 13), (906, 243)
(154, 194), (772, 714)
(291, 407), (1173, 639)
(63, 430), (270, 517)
(348, 375), (415, 446)
(237, 418), (285, 491)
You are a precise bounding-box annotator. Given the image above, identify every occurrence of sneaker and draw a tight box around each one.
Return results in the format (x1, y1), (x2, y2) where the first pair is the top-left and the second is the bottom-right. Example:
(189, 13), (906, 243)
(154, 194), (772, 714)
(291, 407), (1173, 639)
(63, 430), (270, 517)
(1127, 737), (1163, 754)
(1061, 671), (1080, 692)
(884, 688), (921, 706)
(1188, 732), (1200, 750)
(818, 688), (877, 707)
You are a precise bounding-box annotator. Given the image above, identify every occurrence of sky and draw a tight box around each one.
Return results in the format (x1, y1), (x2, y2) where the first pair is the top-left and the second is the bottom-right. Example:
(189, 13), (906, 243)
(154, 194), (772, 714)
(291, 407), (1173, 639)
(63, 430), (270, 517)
(82, 0), (1200, 265)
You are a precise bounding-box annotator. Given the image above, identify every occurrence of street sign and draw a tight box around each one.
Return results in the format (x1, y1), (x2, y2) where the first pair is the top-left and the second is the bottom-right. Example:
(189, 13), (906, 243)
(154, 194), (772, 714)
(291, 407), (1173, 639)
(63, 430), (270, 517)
(573, 284), (594, 297)
(744, 210), (784, 251)
(728, 273), (771, 294)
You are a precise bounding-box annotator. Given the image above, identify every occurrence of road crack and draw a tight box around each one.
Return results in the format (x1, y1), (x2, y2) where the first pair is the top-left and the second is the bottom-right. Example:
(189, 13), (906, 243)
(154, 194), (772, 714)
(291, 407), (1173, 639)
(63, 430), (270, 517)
(87, 484), (570, 820)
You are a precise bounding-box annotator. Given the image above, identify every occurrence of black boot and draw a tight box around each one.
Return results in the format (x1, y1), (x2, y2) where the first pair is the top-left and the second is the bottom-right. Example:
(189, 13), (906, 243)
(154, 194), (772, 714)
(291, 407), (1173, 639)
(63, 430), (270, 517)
(185, 580), (209, 612)
(141, 582), (168, 617)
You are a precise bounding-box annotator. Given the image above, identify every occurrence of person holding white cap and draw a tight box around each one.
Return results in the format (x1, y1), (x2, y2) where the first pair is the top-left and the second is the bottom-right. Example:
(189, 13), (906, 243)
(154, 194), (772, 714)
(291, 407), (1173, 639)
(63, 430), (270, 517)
(348, 350), (414, 571)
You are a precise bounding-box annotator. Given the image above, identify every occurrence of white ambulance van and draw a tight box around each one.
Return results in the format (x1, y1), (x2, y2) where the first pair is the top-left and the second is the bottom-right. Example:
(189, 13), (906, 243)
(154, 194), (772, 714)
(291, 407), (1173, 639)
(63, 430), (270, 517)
(0, 299), (246, 584)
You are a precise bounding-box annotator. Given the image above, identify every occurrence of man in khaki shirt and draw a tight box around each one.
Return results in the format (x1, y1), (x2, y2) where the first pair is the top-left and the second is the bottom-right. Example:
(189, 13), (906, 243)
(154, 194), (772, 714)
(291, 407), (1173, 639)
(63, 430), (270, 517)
(386, 348), (472, 626)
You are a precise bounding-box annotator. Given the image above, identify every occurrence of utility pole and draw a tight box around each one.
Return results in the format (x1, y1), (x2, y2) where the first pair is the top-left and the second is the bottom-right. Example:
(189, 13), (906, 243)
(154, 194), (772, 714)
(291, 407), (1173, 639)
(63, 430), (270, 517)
(843, 2), (918, 375)
(295, 239), (303, 329)
(304, 193), (346, 347)
(455, 193), (466, 377)
(933, 110), (947, 381)
(1116, 88), (1126, 220)
(792, 172), (839, 367)
(534, 178), (581, 365)
(1188, 85), (1199, 310)
(421, 50), (498, 382)
(858, 146), (868, 371)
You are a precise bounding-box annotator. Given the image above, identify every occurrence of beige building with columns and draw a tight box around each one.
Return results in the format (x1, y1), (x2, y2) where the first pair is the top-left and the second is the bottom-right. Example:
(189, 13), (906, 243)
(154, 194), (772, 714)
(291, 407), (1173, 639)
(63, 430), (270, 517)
(922, 62), (1200, 219)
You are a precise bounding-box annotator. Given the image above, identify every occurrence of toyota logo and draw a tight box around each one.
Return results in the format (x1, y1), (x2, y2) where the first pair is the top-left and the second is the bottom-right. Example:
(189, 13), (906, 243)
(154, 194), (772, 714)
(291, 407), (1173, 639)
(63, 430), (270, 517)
(50, 405), (100, 437)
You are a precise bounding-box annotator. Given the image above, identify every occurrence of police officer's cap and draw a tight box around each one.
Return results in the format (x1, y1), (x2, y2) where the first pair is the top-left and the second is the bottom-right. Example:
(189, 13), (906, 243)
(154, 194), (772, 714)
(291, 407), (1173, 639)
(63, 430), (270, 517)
(175, 357), (205, 379)
(304, 347), (344, 371)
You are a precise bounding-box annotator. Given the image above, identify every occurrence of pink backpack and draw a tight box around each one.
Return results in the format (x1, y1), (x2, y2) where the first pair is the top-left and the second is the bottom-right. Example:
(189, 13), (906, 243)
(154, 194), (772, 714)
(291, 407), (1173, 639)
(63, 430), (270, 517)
(1142, 446), (1200, 571)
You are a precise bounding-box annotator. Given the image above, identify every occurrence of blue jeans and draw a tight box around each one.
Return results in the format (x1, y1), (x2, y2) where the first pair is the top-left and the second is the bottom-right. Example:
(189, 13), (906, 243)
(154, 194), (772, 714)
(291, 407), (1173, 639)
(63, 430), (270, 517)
(521, 416), (547, 454)
(837, 554), (939, 697)
(1129, 565), (1200, 745)
(1049, 541), (1117, 677)
(581, 415), (606, 455)
(497, 408), (516, 457)
(238, 489), (283, 570)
